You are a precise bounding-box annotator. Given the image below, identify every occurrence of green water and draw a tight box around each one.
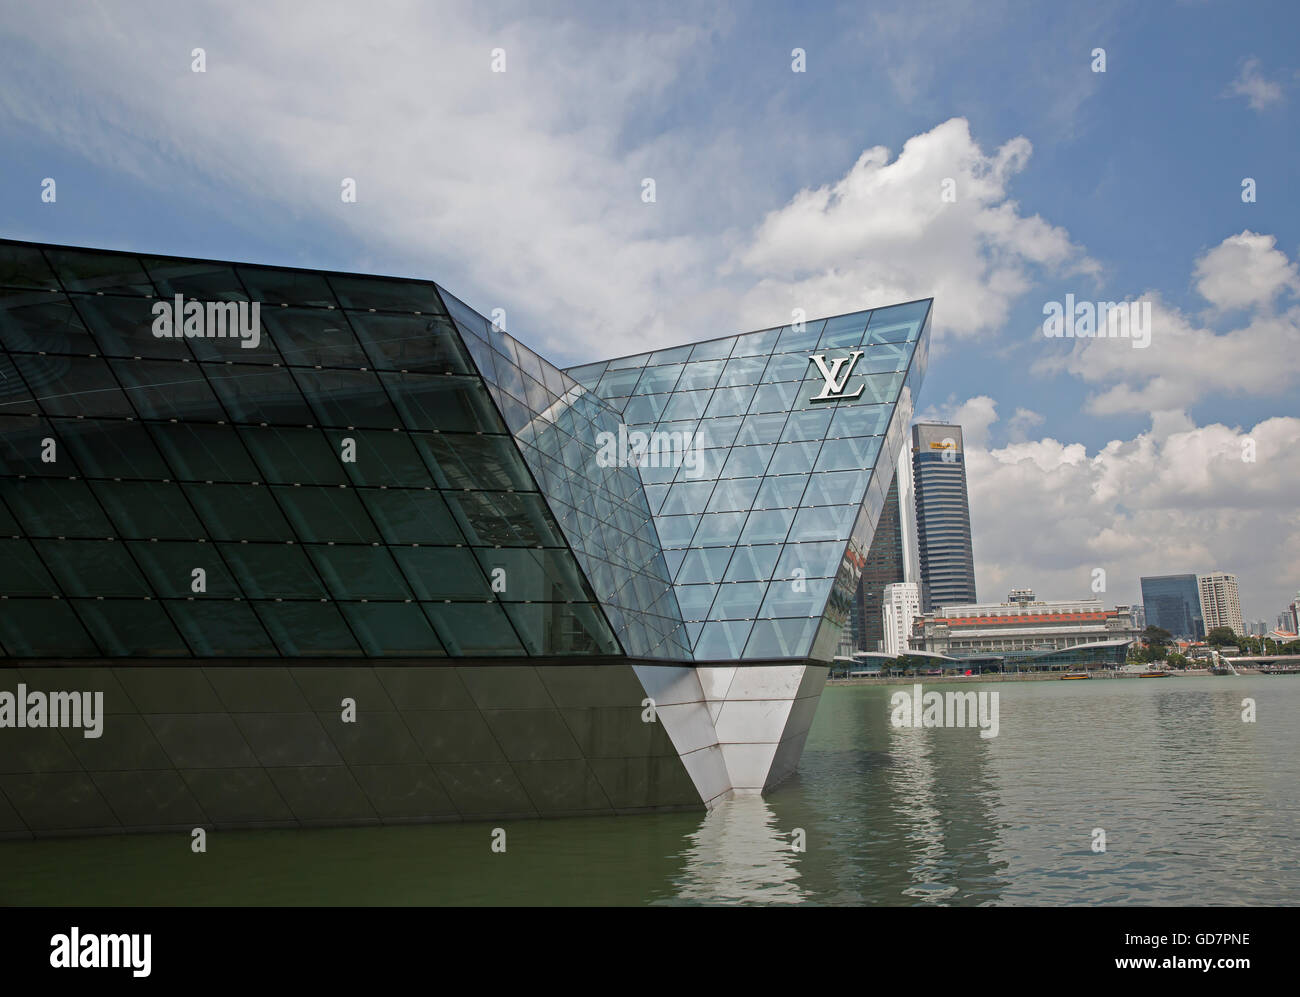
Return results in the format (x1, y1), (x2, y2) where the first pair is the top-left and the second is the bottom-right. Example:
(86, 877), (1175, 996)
(2, 677), (1297, 905)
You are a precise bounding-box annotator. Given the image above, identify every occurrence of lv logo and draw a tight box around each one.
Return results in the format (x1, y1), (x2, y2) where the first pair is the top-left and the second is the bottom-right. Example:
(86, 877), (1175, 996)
(808, 351), (865, 401)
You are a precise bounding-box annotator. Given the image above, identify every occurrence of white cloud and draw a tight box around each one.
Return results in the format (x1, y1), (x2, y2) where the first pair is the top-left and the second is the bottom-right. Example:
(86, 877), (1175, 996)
(733, 118), (1096, 338)
(950, 399), (1300, 617)
(1227, 57), (1284, 111)
(1194, 230), (1299, 310)
(1034, 232), (1300, 415)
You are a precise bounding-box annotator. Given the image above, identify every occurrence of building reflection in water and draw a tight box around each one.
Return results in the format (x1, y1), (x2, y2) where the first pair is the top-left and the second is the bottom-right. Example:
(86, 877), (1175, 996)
(670, 795), (808, 905)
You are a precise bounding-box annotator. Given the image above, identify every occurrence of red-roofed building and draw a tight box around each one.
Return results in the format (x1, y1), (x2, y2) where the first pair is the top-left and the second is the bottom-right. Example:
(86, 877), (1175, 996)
(911, 588), (1141, 657)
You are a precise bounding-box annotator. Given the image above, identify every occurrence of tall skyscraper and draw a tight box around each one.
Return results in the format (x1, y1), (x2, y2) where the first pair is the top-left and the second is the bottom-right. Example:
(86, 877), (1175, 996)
(912, 423), (976, 611)
(882, 581), (921, 656)
(1197, 572), (1244, 637)
(1140, 574), (1203, 638)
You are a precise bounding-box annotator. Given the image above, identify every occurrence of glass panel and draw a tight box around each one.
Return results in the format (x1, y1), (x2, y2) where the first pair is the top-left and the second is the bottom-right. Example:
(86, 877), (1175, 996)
(802, 468), (870, 507)
(747, 380), (800, 414)
(828, 403), (891, 438)
(167, 600), (277, 656)
(92, 481), (204, 539)
(691, 511), (746, 547)
(503, 602), (618, 655)
(76, 599), (189, 656)
(702, 385), (755, 419)
(218, 543), (327, 598)
(0, 538), (56, 595)
(444, 491), (563, 547)
(817, 311), (870, 348)
(674, 584), (718, 620)
(738, 508), (794, 545)
(15, 355), (132, 417)
(675, 359), (725, 392)
(774, 541), (844, 579)
(290, 369), (401, 429)
(144, 257), (247, 301)
(329, 275), (443, 313)
(705, 476), (760, 513)
(240, 426), (349, 485)
(760, 576), (832, 617)
(272, 486), (379, 543)
(674, 547), (733, 585)
(0, 415), (59, 475)
(814, 436), (881, 472)
(183, 483), (293, 541)
(659, 480), (716, 516)
(423, 602), (525, 656)
(149, 424), (259, 482)
(0, 599), (98, 656)
(35, 539), (152, 596)
(768, 440), (821, 475)
(113, 358), (224, 420)
(129, 541), (240, 597)
(717, 355), (767, 387)
(0, 354), (38, 414)
(720, 444), (773, 479)
(693, 620), (752, 659)
(775, 320), (825, 352)
(753, 474), (808, 509)
(1, 478), (112, 536)
(0, 290), (97, 354)
(743, 617), (818, 659)
(708, 581), (766, 620)
(392, 547), (490, 600)
(236, 266), (336, 307)
(350, 312), (472, 374)
(722, 544), (781, 582)
(381, 373), (505, 433)
(263, 308), (368, 367)
(781, 407), (833, 442)
(633, 364), (684, 394)
(361, 489), (464, 545)
(254, 600), (361, 655)
(415, 433), (533, 490)
(75, 295), (193, 359)
(735, 411), (788, 446)
(330, 429), (432, 487)
(45, 249), (152, 295)
(340, 601), (446, 656)
(60, 420), (171, 479)
(305, 544), (413, 599)
(0, 244), (59, 289)
(205, 365), (313, 424)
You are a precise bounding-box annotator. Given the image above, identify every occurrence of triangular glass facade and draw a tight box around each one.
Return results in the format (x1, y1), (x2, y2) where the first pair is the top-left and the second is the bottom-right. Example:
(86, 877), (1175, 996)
(568, 301), (931, 661)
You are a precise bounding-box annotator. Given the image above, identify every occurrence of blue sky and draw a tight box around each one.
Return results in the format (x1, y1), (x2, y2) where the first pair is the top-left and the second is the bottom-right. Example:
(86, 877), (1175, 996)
(2, 0), (1297, 619)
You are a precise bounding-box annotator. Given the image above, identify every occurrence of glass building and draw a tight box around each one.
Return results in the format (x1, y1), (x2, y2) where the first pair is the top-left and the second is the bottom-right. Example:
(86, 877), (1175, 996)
(1140, 574), (1204, 639)
(0, 238), (930, 836)
(912, 423), (977, 611)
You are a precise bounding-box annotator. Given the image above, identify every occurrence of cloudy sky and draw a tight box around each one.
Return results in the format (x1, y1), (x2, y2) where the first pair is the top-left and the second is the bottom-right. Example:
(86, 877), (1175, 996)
(2, 0), (1297, 619)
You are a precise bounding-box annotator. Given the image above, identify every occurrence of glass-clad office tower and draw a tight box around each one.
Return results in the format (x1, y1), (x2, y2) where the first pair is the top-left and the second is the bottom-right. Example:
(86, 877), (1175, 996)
(1140, 574), (1204, 639)
(0, 238), (930, 837)
(912, 422), (977, 611)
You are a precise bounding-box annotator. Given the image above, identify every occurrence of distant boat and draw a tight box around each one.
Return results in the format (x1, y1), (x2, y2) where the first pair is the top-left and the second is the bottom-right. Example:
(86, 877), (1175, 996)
(1061, 672), (1091, 680)
(1138, 670), (1171, 678)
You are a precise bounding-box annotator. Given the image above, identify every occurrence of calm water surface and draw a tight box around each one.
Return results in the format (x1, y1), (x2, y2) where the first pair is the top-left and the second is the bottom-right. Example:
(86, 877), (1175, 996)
(3, 677), (1297, 905)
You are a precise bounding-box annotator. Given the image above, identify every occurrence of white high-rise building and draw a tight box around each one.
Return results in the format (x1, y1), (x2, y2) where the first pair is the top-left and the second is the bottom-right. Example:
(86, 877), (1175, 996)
(882, 582), (921, 657)
(1198, 572), (1244, 637)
